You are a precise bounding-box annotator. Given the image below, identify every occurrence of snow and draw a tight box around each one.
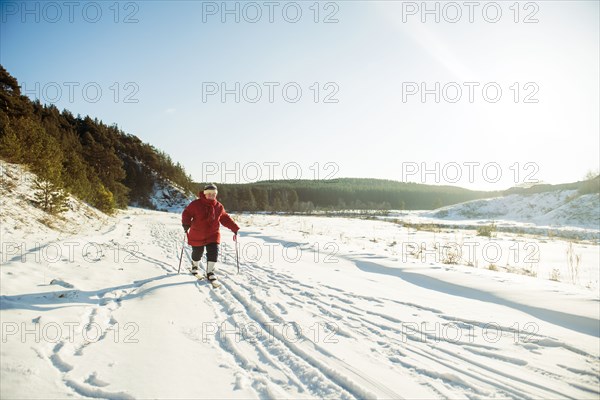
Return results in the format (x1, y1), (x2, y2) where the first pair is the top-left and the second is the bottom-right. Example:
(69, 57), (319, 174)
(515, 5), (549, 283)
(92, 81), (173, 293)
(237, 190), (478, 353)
(411, 190), (598, 240)
(428, 190), (598, 226)
(146, 180), (195, 213)
(1, 161), (599, 399)
(308, 189), (600, 242)
(0, 161), (109, 236)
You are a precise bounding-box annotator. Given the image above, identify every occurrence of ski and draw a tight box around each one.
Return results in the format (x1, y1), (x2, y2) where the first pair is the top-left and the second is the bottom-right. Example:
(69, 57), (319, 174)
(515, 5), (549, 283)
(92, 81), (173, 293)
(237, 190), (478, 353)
(188, 268), (220, 288)
(207, 276), (221, 289)
(187, 268), (204, 280)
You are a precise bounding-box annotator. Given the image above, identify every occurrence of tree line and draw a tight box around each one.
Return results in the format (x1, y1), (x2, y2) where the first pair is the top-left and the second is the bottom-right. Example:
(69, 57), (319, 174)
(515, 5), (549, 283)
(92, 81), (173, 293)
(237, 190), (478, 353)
(211, 179), (498, 212)
(0, 65), (195, 214)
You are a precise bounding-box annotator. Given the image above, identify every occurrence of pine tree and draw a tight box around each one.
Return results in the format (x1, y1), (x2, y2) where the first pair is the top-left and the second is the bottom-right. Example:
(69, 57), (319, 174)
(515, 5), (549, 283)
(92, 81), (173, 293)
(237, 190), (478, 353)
(272, 189), (284, 211)
(0, 121), (23, 162)
(34, 177), (68, 214)
(287, 189), (299, 212)
(93, 184), (116, 213)
(0, 65), (32, 118)
(252, 188), (269, 210)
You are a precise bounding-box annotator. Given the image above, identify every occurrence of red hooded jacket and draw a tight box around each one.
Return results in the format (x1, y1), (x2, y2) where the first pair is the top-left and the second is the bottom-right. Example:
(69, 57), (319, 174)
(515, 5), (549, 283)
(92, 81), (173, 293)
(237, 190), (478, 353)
(182, 194), (239, 246)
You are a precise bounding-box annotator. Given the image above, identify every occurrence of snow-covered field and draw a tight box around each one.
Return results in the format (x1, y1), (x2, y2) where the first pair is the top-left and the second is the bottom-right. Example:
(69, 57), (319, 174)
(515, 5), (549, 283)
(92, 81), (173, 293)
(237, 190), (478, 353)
(2, 161), (599, 399)
(1, 206), (599, 399)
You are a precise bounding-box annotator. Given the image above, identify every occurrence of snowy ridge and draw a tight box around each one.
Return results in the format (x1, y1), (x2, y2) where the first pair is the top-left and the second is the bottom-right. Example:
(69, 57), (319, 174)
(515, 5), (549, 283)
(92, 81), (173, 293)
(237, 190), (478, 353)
(427, 190), (600, 230)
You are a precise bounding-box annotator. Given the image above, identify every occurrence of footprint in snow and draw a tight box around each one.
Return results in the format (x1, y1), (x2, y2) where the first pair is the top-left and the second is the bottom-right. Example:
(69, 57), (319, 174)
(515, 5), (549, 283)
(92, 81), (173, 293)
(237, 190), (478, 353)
(50, 279), (74, 288)
(85, 372), (110, 387)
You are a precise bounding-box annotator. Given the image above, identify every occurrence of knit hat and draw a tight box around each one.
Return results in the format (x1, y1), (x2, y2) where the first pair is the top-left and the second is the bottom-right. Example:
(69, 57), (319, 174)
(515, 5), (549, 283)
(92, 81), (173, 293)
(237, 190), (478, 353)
(203, 183), (218, 196)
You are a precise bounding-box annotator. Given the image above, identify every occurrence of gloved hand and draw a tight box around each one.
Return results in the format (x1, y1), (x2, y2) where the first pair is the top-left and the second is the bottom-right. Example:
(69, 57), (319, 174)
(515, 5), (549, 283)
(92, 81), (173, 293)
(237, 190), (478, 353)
(233, 230), (239, 241)
(183, 224), (190, 233)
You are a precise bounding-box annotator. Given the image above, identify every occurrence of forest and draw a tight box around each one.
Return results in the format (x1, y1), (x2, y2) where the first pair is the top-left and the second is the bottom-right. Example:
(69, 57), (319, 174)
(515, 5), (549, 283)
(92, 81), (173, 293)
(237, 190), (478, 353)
(0, 65), (195, 213)
(212, 179), (497, 212)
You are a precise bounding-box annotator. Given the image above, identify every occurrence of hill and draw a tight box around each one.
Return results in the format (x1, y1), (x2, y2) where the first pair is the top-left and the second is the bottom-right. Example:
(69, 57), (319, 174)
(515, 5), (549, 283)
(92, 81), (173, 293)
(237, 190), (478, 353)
(503, 175), (600, 196)
(430, 190), (599, 229)
(0, 160), (109, 234)
(0, 65), (195, 214)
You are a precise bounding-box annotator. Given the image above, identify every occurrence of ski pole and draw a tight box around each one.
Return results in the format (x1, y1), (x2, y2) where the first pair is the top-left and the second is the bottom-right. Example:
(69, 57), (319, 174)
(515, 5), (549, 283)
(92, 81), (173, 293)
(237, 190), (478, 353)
(234, 233), (240, 274)
(177, 232), (186, 274)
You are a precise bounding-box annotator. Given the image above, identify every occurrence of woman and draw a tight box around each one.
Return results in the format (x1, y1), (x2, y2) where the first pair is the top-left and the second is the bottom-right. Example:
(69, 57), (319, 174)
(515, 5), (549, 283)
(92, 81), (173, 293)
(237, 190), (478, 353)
(182, 183), (239, 283)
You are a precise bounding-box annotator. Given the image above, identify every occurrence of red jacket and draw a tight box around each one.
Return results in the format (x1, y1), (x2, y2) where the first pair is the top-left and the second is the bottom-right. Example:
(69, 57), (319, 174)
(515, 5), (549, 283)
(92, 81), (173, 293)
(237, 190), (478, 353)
(182, 194), (239, 246)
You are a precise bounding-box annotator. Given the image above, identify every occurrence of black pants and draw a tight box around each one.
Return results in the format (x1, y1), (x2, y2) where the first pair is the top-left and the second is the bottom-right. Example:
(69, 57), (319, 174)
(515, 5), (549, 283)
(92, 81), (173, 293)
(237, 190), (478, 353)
(191, 243), (219, 262)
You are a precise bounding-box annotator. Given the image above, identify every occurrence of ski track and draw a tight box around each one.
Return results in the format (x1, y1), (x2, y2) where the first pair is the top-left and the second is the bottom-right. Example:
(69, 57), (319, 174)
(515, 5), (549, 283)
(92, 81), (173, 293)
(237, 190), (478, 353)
(202, 239), (597, 399)
(203, 279), (358, 399)
(24, 213), (598, 400)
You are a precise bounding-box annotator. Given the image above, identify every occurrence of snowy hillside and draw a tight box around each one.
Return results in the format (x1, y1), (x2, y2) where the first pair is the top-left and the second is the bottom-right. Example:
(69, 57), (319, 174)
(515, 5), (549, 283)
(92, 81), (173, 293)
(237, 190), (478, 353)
(1, 167), (599, 399)
(357, 190), (600, 241)
(428, 190), (600, 230)
(146, 179), (196, 213)
(0, 161), (110, 235)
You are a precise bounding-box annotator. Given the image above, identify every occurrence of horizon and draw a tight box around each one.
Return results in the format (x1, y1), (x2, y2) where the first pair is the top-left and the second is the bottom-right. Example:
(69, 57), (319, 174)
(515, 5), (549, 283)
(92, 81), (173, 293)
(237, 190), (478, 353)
(191, 174), (596, 194)
(1, 1), (598, 191)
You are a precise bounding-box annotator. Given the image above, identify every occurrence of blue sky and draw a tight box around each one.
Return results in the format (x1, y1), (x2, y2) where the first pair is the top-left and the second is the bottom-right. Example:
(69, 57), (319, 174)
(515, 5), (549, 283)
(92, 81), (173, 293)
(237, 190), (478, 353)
(1, 0), (598, 190)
